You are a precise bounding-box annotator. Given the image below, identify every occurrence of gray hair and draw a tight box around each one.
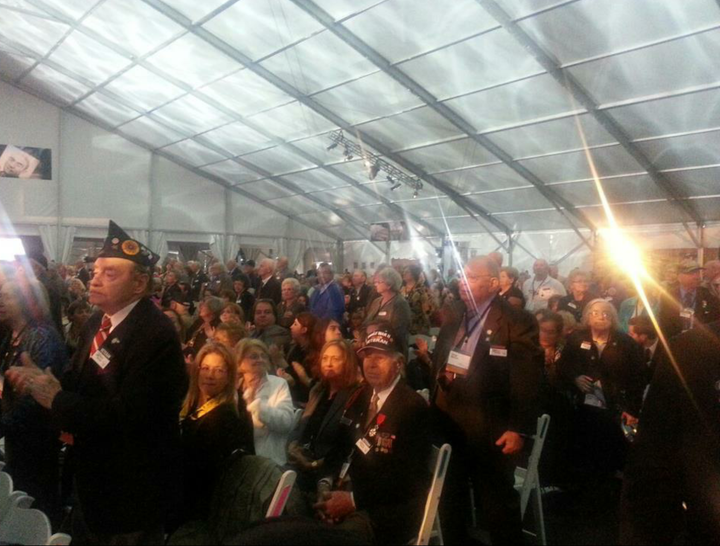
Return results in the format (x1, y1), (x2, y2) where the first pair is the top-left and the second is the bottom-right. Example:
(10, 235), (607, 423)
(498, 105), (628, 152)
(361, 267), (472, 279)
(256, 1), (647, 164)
(282, 277), (300, 294)
(260, 258), (276, 274)
(201, 296), (225, 319)
(376, 267), (403, 293)
(569, 270), (590, 283)
(582, 298), (619, 331)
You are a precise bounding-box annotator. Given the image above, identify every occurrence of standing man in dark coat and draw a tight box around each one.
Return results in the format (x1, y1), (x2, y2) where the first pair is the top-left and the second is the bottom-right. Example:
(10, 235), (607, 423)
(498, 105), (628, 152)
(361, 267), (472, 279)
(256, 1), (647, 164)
(77, 257), (93, 287)
(620, 322), (720, 545)
(657, 259), (720, 340)
(347, 270), (373, 316)
(9, 221), (188, 545)
(431, 256), (543, 545)
(187, 261), (209, 306)
(255, 258), (282, 306)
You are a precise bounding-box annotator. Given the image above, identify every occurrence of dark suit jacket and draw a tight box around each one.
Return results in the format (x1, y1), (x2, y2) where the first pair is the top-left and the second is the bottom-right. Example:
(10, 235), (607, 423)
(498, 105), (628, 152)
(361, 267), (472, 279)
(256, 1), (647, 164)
(362, 295), (412, 361)
(52, 298), (188, 534)
(257, 277), (282, 306)
(348, 284), (373, 315)
(180, 402), (254, 522)
(326, 381), (432, 544)
(289, 383), (362, 460)
(621, 322), (720, 544)
(252, 325), (291, 351)
(431, 297), (543, 446)
(559, 329), (647, 417)
(657, 285), (720, 341)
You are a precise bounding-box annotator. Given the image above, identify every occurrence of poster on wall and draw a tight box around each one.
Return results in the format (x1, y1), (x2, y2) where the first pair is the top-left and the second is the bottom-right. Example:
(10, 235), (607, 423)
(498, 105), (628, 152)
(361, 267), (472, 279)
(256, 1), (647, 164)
(0, 145), (52, 180)
(370, 221), (409, 242)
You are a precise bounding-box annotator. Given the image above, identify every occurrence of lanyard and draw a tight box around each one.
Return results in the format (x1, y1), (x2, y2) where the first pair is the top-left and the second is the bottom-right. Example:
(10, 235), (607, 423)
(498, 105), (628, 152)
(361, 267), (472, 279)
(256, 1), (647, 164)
(456, 304), (493, 349)
(532, 277), (549, 297)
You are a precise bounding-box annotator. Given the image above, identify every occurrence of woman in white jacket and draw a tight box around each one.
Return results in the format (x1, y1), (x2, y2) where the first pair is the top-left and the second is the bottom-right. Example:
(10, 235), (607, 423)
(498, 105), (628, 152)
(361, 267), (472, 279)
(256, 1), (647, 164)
(236, 339), (295, 465)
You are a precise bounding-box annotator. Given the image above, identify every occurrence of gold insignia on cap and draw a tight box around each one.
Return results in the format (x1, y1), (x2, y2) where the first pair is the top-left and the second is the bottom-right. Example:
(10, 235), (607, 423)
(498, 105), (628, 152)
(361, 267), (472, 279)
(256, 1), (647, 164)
(122, 240), (140, 256)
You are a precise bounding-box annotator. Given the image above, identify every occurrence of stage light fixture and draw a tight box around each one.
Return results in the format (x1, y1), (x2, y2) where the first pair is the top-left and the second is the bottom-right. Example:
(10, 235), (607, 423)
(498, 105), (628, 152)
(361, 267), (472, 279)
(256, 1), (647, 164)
(326, 142), (338, 151)
(390, 183), (402, 191)
(368, 163), (380, 180)
(413, 191), (419, 199)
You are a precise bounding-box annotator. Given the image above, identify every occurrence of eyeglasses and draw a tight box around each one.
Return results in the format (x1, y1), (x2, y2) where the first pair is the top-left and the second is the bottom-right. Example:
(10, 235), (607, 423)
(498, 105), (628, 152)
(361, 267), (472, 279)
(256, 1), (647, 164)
(199, 366), (228, 376)
(590, 310), (611, 319)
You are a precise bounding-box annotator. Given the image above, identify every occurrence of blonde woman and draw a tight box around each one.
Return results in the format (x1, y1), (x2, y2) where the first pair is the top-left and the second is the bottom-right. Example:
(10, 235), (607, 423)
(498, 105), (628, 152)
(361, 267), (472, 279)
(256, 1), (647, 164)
(180, 343), (254, 523)
(236, 339), (295, 465)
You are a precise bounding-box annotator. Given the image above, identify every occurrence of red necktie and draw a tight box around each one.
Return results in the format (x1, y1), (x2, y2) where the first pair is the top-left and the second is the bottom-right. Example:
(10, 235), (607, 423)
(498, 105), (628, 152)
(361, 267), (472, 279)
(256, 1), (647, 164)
(90, 315), (112, 358)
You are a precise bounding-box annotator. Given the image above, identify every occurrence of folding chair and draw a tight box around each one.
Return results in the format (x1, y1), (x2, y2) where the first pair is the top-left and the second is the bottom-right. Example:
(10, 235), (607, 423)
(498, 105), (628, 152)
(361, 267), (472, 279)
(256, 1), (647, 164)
(266, 470), (297, 519)
(0, 472), (13, 518)
(0, 504), (71, 545)
(515, 414), (551, 545)
(415, 443), (452, 546)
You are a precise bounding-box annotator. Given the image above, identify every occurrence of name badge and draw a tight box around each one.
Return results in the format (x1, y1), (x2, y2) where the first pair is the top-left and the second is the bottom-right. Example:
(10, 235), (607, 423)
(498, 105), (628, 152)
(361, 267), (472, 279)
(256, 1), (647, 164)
(581, 342), (592, 351)
(378, 311), (388, 317)
(340, 416), (353, 426)
(447, 350), (471, 375)
(356, 438), (372, 455)
(680, 309), (694, 319)
(92, 348), (112, 369)
(568, 302), (577, 309)
(489, 346), (508, 358)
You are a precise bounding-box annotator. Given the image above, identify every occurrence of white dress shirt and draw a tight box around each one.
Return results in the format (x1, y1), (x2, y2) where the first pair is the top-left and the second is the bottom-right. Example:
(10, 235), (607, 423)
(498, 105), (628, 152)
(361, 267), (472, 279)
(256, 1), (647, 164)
(107, 299), (141, 334)
(372, 373), (402, 414)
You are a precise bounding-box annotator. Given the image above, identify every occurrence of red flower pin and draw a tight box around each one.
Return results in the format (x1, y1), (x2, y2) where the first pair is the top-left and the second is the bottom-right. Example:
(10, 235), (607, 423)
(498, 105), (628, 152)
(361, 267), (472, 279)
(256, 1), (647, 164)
(376, 414), (386, 427)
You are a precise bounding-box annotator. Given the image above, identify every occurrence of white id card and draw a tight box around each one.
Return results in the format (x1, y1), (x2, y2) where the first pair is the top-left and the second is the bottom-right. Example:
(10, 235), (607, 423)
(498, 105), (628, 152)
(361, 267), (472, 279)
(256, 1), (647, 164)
(447, 350), (471, 375)
(489, 346), (508, 358)
(356, 438), (372, 455)
(92, 349), (111, 370)
(581, 342), (592, 351)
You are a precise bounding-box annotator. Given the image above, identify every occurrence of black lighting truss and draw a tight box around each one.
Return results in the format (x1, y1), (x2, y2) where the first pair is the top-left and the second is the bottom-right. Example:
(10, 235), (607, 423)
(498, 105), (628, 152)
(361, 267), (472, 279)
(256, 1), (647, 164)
(327, 130), (423, 194)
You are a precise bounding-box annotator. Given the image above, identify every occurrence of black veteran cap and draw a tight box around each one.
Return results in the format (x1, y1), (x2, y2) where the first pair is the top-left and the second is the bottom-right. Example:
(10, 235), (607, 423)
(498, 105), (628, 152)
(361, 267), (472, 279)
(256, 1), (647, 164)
(358, 326), (400, 356)
(98, 221), (160, 268)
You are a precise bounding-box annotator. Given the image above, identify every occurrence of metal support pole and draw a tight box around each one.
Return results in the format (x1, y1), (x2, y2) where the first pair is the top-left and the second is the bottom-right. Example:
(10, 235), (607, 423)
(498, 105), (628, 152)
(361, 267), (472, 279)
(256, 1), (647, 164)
(336, 240), (345, 273)
(698, 225), (706, 266)
(508, 234), (515, 267)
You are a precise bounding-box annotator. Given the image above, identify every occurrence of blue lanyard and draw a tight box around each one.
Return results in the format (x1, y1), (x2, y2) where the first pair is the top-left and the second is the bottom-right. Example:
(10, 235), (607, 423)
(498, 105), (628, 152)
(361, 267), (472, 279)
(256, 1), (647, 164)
(457, 304), (493, 349)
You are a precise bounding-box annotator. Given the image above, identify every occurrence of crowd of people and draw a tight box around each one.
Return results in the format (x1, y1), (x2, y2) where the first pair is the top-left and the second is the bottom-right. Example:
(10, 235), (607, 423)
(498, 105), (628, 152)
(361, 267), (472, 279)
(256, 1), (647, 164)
(0, 221), (718, 545)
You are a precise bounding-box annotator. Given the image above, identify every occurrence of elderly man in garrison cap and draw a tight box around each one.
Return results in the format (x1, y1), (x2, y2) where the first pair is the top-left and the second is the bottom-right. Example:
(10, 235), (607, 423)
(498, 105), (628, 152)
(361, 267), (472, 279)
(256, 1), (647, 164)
(8, 221), (188, 545)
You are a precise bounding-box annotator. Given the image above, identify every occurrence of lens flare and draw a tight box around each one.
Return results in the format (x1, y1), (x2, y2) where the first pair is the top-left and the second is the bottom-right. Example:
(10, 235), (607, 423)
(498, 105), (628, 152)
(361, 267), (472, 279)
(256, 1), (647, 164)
(574, 117), (703, 416)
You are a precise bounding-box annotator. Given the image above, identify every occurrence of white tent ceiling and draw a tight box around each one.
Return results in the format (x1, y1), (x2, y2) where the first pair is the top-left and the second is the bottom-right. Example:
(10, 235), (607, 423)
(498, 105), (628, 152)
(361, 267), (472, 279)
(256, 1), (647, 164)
(1, 0), (719, 243)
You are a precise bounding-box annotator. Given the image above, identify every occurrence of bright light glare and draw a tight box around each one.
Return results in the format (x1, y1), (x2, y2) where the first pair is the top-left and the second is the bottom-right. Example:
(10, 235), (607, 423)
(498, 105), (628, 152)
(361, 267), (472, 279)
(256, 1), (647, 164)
(0, 238), (26, 262)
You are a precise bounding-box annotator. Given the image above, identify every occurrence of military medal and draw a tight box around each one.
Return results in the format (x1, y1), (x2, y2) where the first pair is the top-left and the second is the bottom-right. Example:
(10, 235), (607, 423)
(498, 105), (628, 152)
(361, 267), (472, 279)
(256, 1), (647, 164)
(369, 413), (386, 438)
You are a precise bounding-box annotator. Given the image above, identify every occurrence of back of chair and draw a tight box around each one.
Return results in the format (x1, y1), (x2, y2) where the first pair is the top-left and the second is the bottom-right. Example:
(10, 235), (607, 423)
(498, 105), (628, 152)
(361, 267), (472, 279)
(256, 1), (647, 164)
(0, 507), (51, 545)
(520, 414), (551, 515)
(0, 472), (14, 524)
(416, 443), (452, 546)
(265, 470), (297, 519)
(47, 533), (72, 546)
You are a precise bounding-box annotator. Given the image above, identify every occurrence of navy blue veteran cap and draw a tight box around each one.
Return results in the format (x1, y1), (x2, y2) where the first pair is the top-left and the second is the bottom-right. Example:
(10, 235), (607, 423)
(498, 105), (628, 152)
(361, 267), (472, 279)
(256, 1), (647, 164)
(357, 326), (400, 356)
(98, 221), (160, 268)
